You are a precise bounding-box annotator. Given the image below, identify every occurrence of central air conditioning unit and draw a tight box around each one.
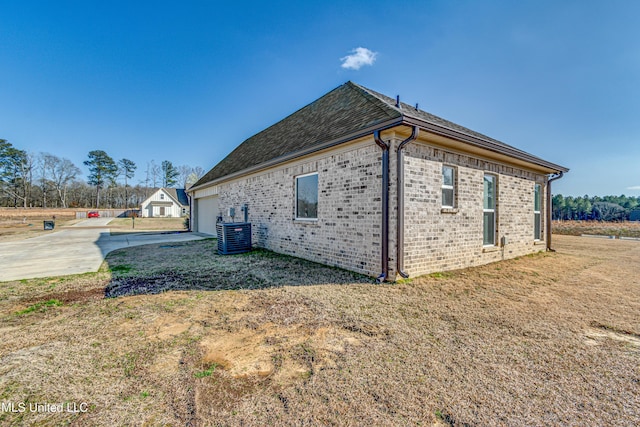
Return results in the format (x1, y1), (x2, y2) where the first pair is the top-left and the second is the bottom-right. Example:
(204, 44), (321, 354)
(216, 222), (252, 255)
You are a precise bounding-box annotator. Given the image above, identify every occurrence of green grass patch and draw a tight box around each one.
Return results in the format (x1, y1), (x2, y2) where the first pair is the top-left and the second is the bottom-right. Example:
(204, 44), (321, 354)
(429, 272), (452, 279)
(110, 264), (133, 274)
(15, 299), (63, 316)
(194, 363), (219, 378)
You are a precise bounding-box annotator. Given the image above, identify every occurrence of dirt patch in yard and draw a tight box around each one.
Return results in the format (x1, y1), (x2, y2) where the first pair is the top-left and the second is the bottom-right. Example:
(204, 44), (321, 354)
(24, 287), (105, 305)
(104, 242), (372, 297)
(0, 235), (638, 425)
(108, 217), (186, 232)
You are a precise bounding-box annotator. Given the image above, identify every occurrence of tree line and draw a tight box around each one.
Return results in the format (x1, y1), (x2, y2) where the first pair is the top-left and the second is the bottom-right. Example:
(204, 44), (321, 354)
(0, 139), (204, 209)
(552, 194), (640, 221)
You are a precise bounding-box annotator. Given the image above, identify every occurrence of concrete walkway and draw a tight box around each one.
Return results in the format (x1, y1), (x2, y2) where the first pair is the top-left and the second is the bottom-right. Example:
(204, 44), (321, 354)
(0, 218), (206, 282)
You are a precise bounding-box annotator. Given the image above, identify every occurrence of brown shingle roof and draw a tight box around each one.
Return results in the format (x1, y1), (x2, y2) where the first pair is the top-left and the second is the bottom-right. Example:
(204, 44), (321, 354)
(194, 81), (566, 188)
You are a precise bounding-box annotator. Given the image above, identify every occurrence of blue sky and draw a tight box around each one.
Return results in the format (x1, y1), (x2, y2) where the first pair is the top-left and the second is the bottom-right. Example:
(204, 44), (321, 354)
(1, 0), (638, 196)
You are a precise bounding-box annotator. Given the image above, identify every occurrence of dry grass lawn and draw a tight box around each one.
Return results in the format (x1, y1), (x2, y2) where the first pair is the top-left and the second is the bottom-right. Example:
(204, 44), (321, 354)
(0, 235), (638, 425)
(0, 208), (79, 242)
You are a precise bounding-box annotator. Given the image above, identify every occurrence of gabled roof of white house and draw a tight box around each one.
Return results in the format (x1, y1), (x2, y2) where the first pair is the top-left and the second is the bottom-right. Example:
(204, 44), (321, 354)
(193, 81), (568, 189)
(165, 188), (189, 206)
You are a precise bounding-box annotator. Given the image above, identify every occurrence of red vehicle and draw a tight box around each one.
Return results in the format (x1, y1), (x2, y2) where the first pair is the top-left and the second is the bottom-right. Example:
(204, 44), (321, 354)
(87, 211), (100, 218)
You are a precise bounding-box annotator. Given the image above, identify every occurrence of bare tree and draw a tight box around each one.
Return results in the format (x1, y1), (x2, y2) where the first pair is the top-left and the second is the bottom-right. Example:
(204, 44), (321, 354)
(21, 152), (35, 207)
(186, 166), (205, 189)
(37, 154), (52, 208)
(150, 161), (161, 189)
(44, 154), (81, 208)
(66, 180), (93, 208)
(177, 165), (193, 189)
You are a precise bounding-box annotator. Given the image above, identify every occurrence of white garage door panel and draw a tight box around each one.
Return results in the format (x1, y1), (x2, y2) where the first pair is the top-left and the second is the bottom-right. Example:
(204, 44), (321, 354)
(197, 196), (219, 235)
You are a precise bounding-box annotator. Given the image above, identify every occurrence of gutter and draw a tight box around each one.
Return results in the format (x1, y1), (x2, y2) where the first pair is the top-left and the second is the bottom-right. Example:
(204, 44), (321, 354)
(373, 130), (390, 282)
(546, 172), (564, 251)
(191, 117), (568, 194)
(396, 126), (420, 278)
(402, 116), (568, 174)
(188, 193), (193, 232)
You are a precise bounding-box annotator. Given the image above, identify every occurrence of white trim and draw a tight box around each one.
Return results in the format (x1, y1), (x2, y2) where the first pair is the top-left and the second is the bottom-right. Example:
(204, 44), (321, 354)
(296, 171), (319, 179)
(534, 183), (542, 240)
(483, 173), (497, 246)
(295, 172), (319, 221)
(193, 185), (219, 199)
(441, 165), (456, 208)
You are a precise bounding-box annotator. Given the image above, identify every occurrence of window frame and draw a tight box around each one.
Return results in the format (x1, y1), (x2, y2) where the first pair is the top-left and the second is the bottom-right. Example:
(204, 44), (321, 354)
(441, 165), (456, 208)
(295, 172), (319, 221)
(160, 193), (165, 200)
(534, 183), (542, 240)
(483, 173), (497, 246)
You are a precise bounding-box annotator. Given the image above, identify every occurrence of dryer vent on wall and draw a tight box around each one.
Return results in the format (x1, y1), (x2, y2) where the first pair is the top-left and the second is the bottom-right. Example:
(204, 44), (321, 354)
(216, 222), (252, 255)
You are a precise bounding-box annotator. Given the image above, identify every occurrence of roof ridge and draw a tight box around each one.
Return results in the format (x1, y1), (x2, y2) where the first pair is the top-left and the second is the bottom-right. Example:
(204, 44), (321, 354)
(355, 83), (540, 157)
(346, 81), (403, 120)
(191, 81), (567, 189)
(347, 83), (568, 171)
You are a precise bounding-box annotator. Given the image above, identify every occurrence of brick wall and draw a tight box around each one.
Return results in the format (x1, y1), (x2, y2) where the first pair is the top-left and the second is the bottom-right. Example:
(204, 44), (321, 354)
(216, 140), (385, 277)
(402, 141), (547, 277)
(207, 134), (549, 280)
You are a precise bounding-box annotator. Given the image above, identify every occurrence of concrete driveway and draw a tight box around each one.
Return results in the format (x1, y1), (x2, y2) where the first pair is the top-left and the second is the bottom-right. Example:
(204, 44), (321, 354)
(0, 218), (206, 282)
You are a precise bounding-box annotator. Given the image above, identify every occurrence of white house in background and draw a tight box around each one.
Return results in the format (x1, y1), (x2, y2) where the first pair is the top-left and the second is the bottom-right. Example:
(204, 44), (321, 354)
(140, 188), (189, 218)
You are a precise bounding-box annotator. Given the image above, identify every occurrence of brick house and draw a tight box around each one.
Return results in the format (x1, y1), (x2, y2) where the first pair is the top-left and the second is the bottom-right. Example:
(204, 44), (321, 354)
(189, 82), (568, 281)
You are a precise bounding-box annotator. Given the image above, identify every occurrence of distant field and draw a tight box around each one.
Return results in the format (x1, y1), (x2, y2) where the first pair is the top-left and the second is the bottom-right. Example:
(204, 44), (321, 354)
(0, 207), (78, 222)
(0, 210), (187, 241)
(553, 220), (640, 238)
(0, 208), (80, 241)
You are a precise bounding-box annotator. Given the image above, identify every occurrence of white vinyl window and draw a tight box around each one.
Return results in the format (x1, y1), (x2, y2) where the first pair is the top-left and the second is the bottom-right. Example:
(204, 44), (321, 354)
(442, 165), (456, 208)
(483, 174), (497, 246)
(160, 193), (164, 200)
(295, 172), (318, 220)
(534, 183), (542, 240)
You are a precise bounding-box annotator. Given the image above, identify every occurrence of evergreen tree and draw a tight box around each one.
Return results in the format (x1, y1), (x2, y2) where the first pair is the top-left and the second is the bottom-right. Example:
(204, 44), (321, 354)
(0, 139), (31, 207)
(161, 160), (179, 187)
(118, 158), (137, 208)
(84, 150), (117, 208)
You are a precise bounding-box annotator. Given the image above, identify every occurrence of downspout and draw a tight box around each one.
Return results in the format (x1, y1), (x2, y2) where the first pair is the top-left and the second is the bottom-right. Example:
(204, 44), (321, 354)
(374, 130), (390, 282)
(396, 126), (420, 278)
(188, 193), (193, 232)
(546, 172), (564, 251)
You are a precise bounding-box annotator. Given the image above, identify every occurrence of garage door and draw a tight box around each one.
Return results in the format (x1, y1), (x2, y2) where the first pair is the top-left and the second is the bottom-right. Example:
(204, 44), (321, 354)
(196, 196), (219, 235)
